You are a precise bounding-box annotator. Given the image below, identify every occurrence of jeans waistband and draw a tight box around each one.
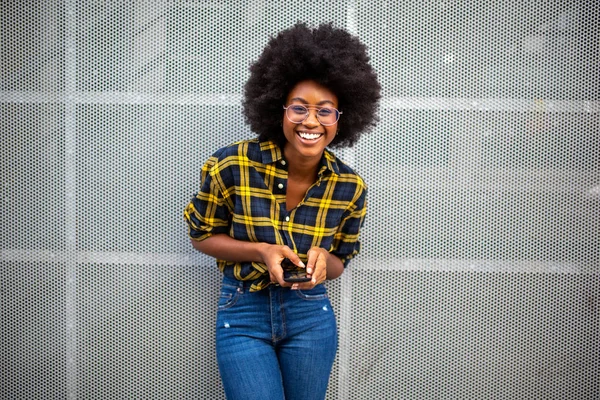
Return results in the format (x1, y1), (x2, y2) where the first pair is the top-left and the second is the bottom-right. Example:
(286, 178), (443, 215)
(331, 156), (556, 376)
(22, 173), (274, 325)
(221, 274), (263, 290)
(221, 274), (290, 293)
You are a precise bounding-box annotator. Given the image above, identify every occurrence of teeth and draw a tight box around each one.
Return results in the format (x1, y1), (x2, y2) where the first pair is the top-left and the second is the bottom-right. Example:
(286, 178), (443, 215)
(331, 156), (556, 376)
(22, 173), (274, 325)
(298, 132), (322, 140)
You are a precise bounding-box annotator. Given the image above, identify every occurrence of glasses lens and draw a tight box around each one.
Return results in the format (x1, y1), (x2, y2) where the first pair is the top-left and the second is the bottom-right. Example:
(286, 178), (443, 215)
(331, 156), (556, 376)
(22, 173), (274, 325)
(317, 107), (339, 126)
(286, 105), (309, 123)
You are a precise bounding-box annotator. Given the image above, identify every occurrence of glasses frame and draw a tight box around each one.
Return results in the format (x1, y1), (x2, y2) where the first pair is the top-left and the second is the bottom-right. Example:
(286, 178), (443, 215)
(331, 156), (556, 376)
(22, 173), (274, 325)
(282, 104), (342, 126)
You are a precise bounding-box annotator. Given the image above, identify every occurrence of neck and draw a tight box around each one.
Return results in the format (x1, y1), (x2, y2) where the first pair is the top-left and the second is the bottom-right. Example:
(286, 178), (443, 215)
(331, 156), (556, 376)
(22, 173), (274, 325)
(289, 158), (320, 181)
(284, 148), (322, 181)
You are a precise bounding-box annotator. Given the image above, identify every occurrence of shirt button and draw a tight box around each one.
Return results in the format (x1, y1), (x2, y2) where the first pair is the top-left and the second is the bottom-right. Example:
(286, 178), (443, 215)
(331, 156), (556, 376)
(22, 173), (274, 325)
(285, 216), (290, 222)
(281, 160), (286, 166)
(278, 183), (284, 190)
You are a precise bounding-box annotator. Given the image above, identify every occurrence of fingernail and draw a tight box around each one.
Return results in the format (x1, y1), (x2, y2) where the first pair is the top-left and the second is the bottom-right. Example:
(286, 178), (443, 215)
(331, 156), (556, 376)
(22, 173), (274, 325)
(299, 261), (306, 268)
(307, 268), (312, 274)
(291, 284), (299, 290)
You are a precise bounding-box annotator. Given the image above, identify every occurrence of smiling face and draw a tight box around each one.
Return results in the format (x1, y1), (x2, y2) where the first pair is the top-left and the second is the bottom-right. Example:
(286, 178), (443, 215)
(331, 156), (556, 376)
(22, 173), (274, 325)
(282, 80), (339, 163)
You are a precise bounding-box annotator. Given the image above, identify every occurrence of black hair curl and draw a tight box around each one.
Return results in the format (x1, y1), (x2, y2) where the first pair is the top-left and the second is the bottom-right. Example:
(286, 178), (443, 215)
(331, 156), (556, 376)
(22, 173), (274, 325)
(242, 22), (381, 149)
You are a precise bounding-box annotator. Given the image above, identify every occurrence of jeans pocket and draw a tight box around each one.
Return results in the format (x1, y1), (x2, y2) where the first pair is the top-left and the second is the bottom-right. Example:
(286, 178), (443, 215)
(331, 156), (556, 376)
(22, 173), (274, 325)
(294, 284), (328, 301)
(217, 283), (240, 310)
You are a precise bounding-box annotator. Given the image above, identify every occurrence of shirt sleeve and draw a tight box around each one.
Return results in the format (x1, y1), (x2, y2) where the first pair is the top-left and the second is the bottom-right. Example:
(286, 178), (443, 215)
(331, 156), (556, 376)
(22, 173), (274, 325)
(183, 154), (232, 241)
(331, 185), (367, 266)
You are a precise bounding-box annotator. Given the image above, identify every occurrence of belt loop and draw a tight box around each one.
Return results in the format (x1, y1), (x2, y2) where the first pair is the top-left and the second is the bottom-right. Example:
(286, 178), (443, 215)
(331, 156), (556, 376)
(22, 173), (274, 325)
(237, 279), (244, 291)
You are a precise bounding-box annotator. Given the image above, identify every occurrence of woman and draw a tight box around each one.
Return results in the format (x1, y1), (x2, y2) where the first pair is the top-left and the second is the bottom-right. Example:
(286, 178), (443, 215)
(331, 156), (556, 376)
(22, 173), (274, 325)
(184, 22), (380, 400)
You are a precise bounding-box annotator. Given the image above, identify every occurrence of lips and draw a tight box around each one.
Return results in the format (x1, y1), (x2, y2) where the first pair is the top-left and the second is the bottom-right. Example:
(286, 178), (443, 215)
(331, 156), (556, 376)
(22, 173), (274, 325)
(297, 131), (323, 140)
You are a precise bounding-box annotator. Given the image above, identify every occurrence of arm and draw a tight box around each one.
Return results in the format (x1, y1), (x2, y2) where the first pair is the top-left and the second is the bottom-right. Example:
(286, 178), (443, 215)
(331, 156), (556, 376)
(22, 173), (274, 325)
(191, 234), (305, 286)
(191, 233), (268, 263)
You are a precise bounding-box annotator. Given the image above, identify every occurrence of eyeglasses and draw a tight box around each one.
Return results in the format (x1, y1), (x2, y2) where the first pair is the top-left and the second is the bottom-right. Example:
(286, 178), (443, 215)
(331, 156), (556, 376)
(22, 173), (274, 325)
(283, 104), (342, 126)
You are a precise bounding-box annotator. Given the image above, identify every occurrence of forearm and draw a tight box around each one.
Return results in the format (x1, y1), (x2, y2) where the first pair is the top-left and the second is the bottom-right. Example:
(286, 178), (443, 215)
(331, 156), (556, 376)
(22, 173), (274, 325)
(192, 233), (345, 283)
(324, 252), (344, 280)
(191, 234), (269, 264)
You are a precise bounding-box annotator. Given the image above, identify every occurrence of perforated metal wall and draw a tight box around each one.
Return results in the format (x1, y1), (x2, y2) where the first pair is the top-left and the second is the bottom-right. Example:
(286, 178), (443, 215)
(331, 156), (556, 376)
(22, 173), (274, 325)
(2, 1), (599, 399)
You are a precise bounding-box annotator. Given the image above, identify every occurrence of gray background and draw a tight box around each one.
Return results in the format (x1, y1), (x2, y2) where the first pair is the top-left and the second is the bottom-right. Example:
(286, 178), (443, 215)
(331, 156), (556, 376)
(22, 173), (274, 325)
(1, 0), (599, 399)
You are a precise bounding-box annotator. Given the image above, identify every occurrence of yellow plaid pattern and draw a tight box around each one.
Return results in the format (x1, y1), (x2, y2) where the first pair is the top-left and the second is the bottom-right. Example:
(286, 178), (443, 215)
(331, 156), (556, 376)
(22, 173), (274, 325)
(184, 140), (367, 291)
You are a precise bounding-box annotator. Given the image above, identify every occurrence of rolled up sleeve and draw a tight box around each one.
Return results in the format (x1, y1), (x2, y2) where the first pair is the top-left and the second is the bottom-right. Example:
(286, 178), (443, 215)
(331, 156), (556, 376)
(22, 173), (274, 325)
(331, 185), (367, 266)
(183, 156), (232, 241)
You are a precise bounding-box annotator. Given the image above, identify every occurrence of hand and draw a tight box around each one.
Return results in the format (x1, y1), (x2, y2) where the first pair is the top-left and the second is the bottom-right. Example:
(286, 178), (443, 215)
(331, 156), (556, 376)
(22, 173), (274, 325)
(260, 244), (305, 287)
(291, 247), (329, 290)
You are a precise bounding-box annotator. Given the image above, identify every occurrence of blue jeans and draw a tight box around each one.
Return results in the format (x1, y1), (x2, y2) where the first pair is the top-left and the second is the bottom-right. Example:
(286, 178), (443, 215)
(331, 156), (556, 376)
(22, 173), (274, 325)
(216, 275), (338, 400)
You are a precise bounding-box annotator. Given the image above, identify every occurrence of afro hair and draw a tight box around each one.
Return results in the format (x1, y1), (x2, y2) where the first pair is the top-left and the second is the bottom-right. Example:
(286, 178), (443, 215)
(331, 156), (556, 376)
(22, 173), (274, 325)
(242, 22), (381, 149)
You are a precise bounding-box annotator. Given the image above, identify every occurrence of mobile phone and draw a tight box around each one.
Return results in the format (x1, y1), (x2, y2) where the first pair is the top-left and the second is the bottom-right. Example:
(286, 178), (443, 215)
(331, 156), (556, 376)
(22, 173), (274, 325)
(281, 258), (311, 283)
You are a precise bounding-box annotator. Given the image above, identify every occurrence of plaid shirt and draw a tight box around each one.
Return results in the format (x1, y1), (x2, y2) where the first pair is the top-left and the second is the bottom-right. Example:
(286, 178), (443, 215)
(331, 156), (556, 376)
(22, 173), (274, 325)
(183, 139), (367, 291)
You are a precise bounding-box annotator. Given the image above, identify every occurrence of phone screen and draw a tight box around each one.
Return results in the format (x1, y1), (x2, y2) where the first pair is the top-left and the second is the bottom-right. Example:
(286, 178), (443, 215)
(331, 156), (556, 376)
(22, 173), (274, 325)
(281, 258), (311, 283)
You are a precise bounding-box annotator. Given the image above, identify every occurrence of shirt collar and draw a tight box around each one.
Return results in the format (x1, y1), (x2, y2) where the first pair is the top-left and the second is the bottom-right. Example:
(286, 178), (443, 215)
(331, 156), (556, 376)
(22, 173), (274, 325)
(259, 140), (340, 176)
(259, 140), (283, 164)
(321, 148), (340, 176)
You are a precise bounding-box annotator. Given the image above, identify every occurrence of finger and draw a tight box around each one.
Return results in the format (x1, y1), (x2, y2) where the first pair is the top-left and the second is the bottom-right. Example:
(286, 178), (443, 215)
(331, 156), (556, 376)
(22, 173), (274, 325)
(306, 249), (320, 275)
(280, 247), (305, 270)
(296, 268), (326, 290)
(309, 252), (327, 283)
(311, 270), (324, 285)
(290, 255), (306, 269)
(294, 277), (320, 290)
(270, 265), (287, 286)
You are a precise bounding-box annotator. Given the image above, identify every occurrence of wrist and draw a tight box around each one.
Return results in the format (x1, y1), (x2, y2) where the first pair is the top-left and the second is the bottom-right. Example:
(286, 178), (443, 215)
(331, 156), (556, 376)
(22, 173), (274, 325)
(255, 242), (272, 264)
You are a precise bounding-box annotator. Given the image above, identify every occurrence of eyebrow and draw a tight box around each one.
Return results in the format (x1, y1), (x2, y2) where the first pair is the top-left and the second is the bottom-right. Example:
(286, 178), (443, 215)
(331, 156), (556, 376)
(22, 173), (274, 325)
(288, 97), (336, 106)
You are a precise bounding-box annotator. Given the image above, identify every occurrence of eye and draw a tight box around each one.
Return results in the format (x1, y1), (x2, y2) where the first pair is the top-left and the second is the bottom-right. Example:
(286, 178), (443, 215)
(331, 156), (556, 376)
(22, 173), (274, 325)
(289, 105), (308, 114)
(318, 108), (334, 116)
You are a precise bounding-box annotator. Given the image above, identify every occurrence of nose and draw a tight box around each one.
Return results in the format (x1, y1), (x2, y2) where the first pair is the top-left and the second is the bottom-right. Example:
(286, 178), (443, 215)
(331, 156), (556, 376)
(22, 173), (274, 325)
(303, 109), (321, 127)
